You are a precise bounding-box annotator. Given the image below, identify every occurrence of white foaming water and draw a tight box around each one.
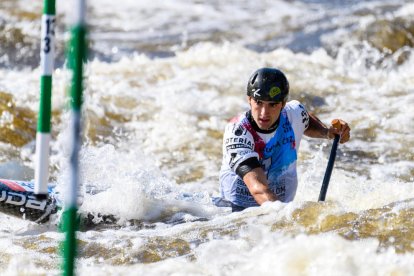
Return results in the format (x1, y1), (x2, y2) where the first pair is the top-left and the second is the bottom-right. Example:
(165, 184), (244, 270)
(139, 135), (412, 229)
(74, 144), (218, 222)
(72, 204), (414, 275)
(1, 0), (414, 275)
(1, 41), (413, 275)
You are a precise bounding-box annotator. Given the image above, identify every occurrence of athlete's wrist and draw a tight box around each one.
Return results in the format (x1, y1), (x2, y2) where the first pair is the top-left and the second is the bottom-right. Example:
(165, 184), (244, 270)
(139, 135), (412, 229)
(324, 126), (331, 139)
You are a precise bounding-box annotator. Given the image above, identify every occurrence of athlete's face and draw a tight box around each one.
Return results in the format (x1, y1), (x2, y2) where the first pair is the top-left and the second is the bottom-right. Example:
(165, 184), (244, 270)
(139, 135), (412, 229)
(248, 97), (285, 130)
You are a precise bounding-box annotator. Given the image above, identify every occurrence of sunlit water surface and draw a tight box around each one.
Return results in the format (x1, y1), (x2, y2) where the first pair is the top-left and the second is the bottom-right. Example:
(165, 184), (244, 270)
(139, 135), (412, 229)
(0, 0), (414, 275)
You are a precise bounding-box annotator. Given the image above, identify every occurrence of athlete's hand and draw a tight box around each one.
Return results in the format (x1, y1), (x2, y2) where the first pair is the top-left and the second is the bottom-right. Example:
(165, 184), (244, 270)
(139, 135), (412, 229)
(327, 119), (351, 144)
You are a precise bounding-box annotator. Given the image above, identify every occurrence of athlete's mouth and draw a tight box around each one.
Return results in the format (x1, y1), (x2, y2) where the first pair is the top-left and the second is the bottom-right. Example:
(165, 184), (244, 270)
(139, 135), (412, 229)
(258, 118), (270, 124)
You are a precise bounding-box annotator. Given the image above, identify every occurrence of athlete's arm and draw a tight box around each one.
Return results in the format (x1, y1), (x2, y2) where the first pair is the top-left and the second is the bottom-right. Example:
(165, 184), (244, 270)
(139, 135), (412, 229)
(242, 167), (278, 205)
(304, 113), (351, 144)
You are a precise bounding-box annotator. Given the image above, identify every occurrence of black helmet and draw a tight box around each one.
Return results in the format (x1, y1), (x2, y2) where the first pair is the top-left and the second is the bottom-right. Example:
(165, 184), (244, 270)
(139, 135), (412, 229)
(247, 68), (289, 102)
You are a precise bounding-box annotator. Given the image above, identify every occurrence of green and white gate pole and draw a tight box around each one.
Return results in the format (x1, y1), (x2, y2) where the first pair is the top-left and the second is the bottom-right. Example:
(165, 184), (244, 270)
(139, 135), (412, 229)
(61, 0), (87, 275)
(35, 0), (56, 199)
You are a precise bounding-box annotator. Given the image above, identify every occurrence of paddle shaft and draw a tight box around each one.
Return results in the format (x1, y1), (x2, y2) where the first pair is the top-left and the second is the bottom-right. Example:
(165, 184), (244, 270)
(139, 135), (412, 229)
(318, 134), (340, 201)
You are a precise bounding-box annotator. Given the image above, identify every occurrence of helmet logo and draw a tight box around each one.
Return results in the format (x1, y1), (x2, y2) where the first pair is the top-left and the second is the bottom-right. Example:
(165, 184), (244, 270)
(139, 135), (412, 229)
(269, 86), (281, 98)
(252, 89), (261, 98)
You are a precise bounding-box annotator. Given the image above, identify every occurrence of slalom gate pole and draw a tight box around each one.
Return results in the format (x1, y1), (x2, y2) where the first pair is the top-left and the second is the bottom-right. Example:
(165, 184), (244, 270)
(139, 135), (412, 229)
(61, 0), (87, 275)
(34, 0), (56, 199)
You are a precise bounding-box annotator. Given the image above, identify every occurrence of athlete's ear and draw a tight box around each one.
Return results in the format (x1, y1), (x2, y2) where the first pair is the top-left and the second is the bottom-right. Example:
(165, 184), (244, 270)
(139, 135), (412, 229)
(282, 100), (287, 108)
(247, 96), (252, 105)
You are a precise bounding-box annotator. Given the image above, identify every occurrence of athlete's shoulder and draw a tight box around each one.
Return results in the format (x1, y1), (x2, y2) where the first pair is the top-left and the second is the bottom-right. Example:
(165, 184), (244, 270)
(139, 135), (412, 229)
(284, 100), (309, 129)
(223, 112), (255, 144)
(285, 100), (304, 110)
(225, 112), (247, 131)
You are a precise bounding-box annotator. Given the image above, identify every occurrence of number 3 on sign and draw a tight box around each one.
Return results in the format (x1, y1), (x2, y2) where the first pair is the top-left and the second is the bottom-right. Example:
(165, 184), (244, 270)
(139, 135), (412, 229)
(42, 16), (55, 54)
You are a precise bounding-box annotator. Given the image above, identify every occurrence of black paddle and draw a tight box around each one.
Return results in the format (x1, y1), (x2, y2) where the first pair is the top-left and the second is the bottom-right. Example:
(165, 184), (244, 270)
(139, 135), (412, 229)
(318, 122), (341, 201)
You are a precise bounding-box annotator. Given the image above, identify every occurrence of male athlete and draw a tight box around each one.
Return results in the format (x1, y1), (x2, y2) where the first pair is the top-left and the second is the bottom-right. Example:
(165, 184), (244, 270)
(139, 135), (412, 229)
(219, 67), (351, 212)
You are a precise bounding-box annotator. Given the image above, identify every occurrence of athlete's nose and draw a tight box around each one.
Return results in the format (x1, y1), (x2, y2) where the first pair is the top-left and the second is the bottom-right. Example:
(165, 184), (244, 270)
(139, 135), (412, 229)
(259, 104), (270, 117)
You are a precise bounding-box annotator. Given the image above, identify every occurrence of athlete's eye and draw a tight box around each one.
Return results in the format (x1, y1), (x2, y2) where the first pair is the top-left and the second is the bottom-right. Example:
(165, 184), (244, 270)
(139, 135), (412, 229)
(270, 102), (280, 107)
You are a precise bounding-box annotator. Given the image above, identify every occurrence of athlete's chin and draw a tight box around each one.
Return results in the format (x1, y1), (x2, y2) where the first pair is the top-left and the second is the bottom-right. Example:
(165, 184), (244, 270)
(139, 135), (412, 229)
(257, 122), (271, 130)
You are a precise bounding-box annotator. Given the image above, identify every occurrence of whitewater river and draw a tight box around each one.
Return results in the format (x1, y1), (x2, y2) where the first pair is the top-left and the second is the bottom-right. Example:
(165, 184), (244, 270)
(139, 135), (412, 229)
(0, 0), (414, 275)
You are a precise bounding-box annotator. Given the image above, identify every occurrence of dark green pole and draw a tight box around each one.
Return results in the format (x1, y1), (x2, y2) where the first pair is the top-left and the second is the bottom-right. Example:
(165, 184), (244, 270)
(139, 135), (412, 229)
(61, 1), (87, 275)
(35, 0), (56, 198)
